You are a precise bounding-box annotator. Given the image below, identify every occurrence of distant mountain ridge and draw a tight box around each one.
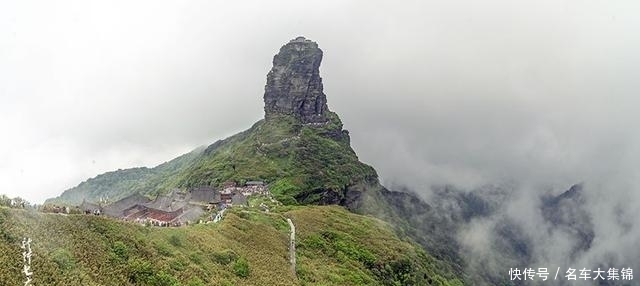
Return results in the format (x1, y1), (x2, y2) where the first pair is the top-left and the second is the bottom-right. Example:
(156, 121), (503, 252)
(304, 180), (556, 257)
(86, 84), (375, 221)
(47, 147), (204, 205)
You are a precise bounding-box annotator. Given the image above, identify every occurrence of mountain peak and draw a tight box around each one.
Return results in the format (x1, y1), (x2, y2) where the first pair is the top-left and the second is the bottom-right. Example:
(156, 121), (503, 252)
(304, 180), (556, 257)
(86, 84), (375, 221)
(263, 37), (328, 123)
(49, 37), (378, 207)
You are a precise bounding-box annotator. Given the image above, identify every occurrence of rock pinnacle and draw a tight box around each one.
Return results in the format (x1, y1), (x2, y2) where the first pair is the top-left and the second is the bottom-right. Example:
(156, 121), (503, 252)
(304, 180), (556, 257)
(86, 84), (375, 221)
(263, 37), (328, 123)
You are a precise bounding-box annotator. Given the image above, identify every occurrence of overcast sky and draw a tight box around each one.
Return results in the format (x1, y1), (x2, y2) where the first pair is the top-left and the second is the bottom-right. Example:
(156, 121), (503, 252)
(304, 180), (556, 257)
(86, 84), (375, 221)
(1, 0), (639, 204)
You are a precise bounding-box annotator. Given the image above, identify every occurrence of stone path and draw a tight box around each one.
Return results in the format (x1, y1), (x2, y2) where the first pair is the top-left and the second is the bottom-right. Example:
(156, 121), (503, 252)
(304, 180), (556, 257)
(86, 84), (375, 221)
(287, 218), (296, 277)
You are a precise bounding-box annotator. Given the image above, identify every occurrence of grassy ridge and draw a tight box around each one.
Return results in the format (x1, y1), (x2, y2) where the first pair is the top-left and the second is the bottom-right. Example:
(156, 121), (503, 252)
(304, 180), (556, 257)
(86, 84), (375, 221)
(48, 112), (377, 206)
(173, 112), (377, 204)
(46, 148), (205, 206)
(0, 205), (461, 285)
(288, 206), (463, 285)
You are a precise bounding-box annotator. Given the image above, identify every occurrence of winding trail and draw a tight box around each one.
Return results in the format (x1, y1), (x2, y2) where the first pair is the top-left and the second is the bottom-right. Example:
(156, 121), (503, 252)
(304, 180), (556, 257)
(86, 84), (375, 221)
(287, 218), (297, 277)
(213, 208), (226, 223)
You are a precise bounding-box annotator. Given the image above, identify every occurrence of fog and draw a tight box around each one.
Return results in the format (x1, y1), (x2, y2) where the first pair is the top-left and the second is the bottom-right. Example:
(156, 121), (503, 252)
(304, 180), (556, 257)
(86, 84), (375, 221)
(2, 0), (639, 280)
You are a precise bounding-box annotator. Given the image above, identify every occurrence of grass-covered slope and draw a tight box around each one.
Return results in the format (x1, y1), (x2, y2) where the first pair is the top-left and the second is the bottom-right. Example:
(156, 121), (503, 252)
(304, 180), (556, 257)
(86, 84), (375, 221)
(0, 205), (462, 286)
(48, 111), (377, 206)
(287, 206), (462, 285)
(46, 148), (205, 206)
(174, 112), (377, 204)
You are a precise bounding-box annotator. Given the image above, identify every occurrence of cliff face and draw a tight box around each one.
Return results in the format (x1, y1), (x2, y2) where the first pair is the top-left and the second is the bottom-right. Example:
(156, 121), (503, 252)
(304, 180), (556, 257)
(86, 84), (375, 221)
(264, 37), (328, 123)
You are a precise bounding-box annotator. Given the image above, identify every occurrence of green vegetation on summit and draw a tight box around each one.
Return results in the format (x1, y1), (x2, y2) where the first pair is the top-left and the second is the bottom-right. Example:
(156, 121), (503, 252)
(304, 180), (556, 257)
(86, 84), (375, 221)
(48, 101), (376, 208)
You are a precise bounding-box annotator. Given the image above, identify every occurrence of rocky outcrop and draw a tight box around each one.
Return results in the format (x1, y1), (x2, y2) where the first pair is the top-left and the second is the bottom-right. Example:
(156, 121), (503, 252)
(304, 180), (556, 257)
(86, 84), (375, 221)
(541, 184), (595, 257)
(264, 37), (328, 123)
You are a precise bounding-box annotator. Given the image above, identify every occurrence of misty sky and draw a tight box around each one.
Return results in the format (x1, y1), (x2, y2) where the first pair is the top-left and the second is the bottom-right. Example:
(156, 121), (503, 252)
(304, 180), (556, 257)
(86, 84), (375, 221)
(1, 0), (639, 204)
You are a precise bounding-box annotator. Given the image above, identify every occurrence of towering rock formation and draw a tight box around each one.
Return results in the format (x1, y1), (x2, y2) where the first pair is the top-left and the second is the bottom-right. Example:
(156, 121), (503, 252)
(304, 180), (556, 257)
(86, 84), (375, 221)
(263, 36), (328, 123)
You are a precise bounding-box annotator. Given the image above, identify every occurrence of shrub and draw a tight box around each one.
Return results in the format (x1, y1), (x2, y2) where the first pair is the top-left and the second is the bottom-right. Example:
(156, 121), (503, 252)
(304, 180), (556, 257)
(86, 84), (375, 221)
(112, 241), (129, 261)
(188, 252), (203, 265)
(128, 258), (154, 284)
(187, 278), (206, 286)
(154, 242), (174, 257)
(232, 257), (250, 278)
(51, 249), (75, 272)
(152, 271), (180, 286)
(211, 249), (238, 265)
(168, 233), (183, 247)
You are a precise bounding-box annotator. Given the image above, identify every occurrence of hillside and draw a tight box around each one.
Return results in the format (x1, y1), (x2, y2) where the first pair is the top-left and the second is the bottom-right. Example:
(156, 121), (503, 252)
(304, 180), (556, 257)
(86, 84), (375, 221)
(0, 205), (461, 285)
(47, 148), (204, 206)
